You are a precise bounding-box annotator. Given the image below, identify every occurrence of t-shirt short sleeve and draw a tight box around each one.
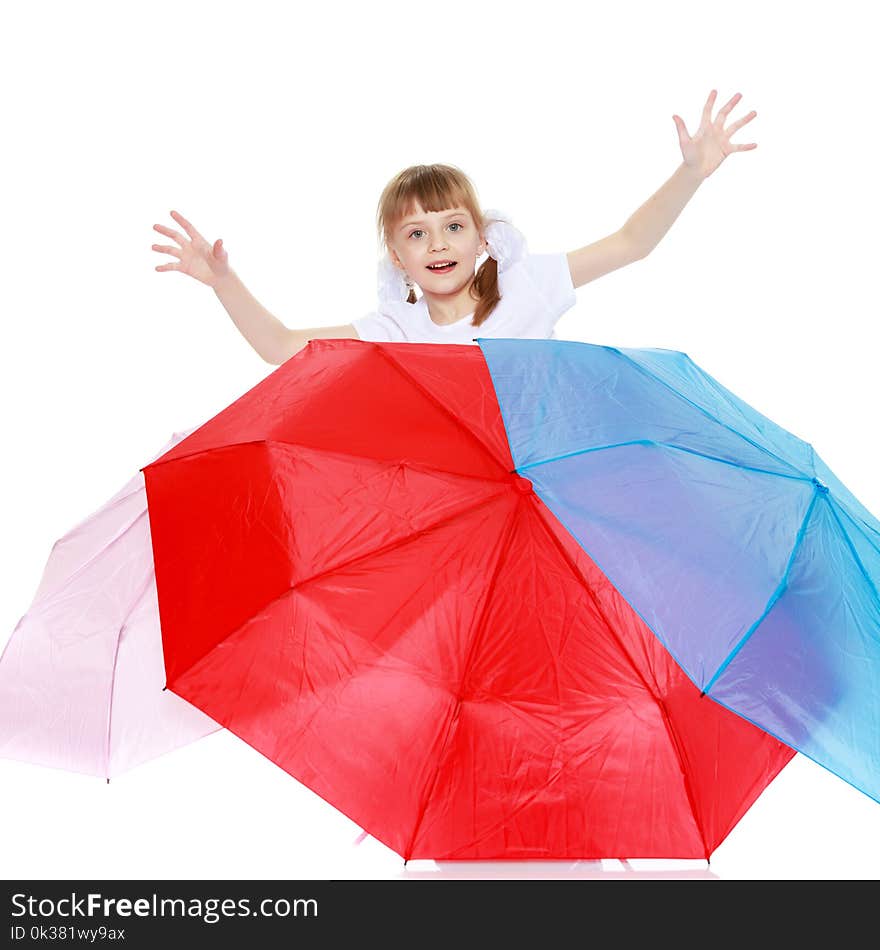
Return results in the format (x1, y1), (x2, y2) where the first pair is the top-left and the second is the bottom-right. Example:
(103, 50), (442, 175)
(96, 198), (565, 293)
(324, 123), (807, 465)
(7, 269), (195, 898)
(351, 311), (406, 342)
(519, 252), (576, 321)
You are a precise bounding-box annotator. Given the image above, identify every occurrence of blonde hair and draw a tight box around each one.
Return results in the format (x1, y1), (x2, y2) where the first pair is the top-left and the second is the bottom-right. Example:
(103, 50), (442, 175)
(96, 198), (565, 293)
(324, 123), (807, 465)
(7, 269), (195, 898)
(376, 163), (500, 329)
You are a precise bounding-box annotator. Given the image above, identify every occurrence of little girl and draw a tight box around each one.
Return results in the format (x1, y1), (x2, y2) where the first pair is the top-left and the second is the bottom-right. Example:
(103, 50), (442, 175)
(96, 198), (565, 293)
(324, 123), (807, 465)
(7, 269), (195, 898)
(1, 90), (757, 778)
(153, 89), (754, 363)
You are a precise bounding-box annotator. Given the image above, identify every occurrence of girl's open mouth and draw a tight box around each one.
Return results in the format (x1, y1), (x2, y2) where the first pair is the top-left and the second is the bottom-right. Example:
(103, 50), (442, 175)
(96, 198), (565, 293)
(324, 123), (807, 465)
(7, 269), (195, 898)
(426, 262), (457, 274)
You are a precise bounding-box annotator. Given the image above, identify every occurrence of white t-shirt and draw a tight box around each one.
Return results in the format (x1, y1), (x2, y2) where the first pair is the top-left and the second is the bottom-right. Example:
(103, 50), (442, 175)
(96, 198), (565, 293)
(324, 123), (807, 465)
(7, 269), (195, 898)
(351, 252), (576, 345)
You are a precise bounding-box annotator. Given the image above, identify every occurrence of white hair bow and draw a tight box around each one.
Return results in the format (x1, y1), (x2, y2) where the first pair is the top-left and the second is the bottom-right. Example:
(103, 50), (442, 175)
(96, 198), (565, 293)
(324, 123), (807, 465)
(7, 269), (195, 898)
(482, 208), (528, 274)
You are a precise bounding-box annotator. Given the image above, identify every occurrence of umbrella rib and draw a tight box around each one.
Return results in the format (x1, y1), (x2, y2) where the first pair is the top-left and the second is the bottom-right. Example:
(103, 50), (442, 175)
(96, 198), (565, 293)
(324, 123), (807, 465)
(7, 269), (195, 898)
(653, 700), (711, 861)
(804, 446), (879, 548)
(831, 497), (880, 557)
(143, 438), (510, 489)
(703, 490), (822, 696)
(517, 439), (810, 484)
(528, 501), (710, 853)
(373, 345), (510, 475)
(608, 348), (806, 479)
(103, 571), (156, 780)
(402, 503), (522, 861)
(289, 486), (512, 594)
(825, 496), (880, 610)
(30, 508), (151, 606)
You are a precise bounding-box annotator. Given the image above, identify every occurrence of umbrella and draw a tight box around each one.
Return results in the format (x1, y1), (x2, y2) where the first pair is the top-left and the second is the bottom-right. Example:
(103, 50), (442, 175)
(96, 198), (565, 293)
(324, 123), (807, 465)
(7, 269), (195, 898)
(142, 338), (795, 861)
(0, 426), (220, 779)
(484, 339), (880, 804)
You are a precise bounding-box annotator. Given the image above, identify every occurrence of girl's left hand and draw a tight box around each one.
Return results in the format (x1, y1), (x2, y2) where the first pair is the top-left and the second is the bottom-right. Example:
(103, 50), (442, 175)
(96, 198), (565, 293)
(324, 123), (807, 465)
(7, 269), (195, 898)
(673, 89), (757, 180)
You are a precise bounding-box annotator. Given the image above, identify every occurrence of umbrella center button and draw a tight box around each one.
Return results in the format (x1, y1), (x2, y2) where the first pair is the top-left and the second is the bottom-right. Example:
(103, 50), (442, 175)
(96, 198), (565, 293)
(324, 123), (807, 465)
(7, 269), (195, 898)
(512, 476), (534, 494)
(811, 477), (829, 494)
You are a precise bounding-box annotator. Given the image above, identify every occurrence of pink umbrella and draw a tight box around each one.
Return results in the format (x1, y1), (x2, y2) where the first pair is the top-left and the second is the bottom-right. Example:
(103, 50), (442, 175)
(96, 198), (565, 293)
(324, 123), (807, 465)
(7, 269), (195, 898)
(0, 427), (219, 779)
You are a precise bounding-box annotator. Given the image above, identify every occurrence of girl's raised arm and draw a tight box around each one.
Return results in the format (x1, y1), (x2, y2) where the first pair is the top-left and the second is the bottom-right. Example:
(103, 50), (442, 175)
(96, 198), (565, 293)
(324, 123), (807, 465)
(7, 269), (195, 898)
(565, 229), (646, 289)
(152, 210), (357, 365)
(565, 90), (757, 290)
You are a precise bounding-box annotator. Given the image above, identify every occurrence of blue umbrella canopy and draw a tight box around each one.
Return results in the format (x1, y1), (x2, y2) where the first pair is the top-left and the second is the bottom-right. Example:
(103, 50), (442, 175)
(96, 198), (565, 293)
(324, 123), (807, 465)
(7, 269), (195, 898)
(479, 337), (880, 804)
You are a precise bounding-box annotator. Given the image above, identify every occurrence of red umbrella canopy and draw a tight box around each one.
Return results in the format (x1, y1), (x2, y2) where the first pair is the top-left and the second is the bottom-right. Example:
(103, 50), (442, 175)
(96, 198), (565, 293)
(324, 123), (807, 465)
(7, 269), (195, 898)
(142, 339), (793, 861)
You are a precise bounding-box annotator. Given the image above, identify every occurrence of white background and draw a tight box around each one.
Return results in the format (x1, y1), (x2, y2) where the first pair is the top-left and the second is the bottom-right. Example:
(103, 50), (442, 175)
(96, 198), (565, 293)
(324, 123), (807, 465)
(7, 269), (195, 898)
(1, 0), (878, 881)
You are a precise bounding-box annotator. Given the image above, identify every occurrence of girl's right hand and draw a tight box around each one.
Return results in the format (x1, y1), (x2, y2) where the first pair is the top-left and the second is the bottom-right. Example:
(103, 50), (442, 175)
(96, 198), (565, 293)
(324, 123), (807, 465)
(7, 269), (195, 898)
(151, 210), (231, 288)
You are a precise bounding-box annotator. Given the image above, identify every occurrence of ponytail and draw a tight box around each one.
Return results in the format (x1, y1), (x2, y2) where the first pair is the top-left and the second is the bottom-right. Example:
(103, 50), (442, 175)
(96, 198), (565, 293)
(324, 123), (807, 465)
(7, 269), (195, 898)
(468, 254), (500, 329)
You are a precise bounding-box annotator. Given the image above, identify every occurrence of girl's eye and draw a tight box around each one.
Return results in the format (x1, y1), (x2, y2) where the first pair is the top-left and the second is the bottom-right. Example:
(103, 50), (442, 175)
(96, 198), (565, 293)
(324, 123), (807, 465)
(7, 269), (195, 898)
(409, 222), (464, 239)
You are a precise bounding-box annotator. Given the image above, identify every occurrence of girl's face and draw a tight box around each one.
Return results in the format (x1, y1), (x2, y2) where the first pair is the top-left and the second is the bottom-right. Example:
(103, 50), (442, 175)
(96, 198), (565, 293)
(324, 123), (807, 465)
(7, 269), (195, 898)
(388, 202), (485, 295)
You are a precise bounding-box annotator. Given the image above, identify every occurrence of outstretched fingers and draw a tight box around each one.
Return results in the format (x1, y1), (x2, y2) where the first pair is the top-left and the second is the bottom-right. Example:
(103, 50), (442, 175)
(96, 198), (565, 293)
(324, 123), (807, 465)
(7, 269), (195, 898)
(700, 89), (718, 127)
(169, 209), (208, 245)
(151, 230), (183, 271)
(713, 90), (743, 126)
(152, 222), (187, 246)
(726, 109), (757, 136)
